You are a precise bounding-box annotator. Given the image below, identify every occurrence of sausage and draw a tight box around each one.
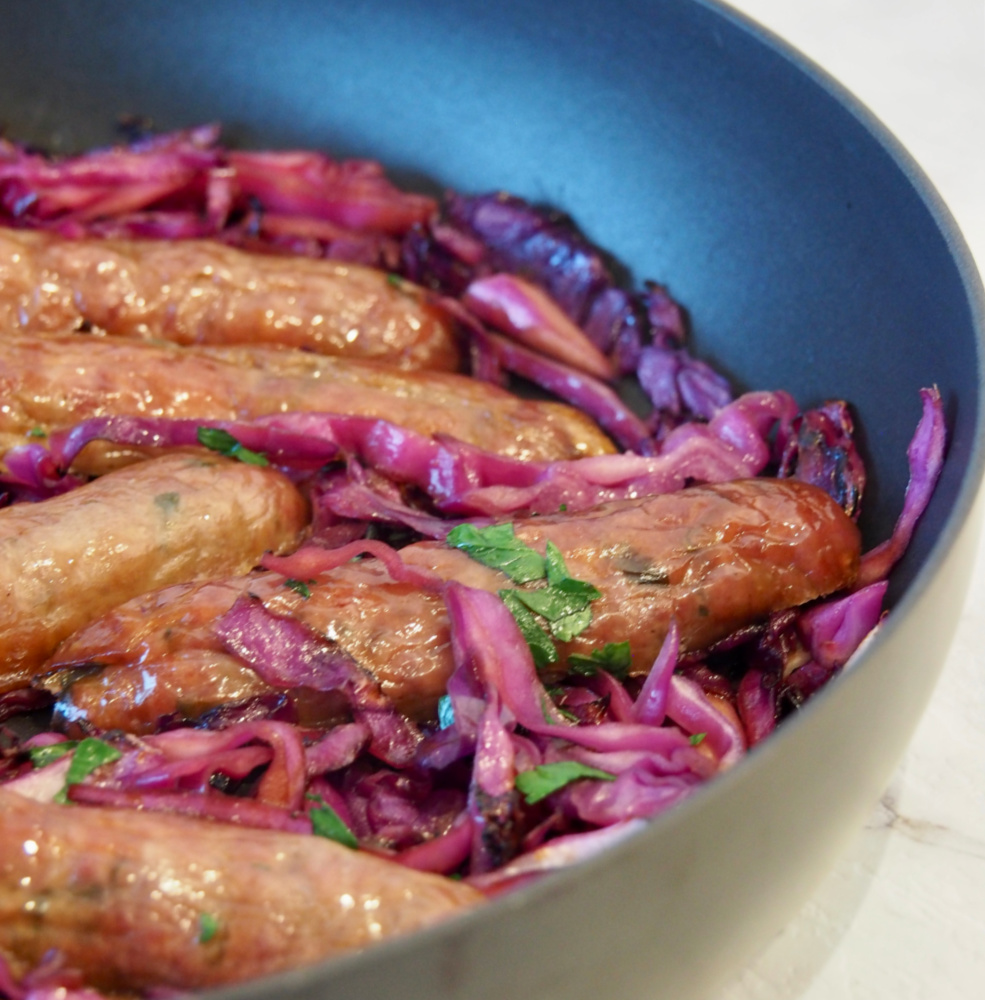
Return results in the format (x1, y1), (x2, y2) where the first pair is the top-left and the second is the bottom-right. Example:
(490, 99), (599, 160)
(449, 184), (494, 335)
(0, 786), (482, 993)
(0, 332), (615, 472)
(43, 479), (860, 728)
(0, 453), (309, 692)
(0, 227), (460, 370)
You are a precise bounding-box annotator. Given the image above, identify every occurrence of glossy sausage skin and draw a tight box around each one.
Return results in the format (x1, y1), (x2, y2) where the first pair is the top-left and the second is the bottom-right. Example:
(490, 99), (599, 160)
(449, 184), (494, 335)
(0, 333), (614, 471)
(0, 787), (481, 993)
(0, 453), (309, 692)
(45, 479), (860, 728)
(0, 227), (460, 370)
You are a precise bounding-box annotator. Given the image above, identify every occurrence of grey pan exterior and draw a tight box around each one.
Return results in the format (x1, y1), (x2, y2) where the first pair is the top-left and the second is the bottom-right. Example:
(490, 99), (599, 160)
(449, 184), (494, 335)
(0, 0), (982, 998)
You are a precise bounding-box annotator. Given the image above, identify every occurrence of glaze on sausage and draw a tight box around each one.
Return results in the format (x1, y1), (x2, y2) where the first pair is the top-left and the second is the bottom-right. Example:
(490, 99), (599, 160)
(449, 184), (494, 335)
(0, 453), (309, 692)
(0, 332), (615, 472)
(44, 479), (860, 729)
(0, 227), (460, 370)
(0, 786), (482, 993)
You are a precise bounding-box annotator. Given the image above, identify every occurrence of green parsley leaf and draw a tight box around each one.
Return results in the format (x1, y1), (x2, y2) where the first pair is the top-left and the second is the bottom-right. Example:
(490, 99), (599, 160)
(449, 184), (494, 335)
(446, 522), (545, 584)
(567, 641), (632, 680)
(54, 737), (122, 804)
(284, 578), (312, 599)
(196, 427), (269, 466)
(689, 733), (707, 746)
(499, 590), (557, 671)
(26, 426), (47, 439)
(198, 913), (220, 944)
(549, 606), (594, 642)
(544, 540), (572, 586)
(514, 761), (616, 805)
(28, 741), (78, 769)
(307, 794), (359, 849)
(508, 581), (592, 622)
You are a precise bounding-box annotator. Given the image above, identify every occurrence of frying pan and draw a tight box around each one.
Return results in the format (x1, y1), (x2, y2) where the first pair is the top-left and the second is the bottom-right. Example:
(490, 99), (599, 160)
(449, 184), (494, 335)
(0, 1), (982, 998)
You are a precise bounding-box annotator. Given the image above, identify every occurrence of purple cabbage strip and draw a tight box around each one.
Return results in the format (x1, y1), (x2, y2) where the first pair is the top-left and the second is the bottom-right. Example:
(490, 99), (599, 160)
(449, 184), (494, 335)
(134, 721), (308, 811)
(462, 273), (615, 381)
(305, 722), (371, 776)
(798, 581), (889, 670)
(486, 333), (655, 454)
(632, 621), (680, 726)
(67, 784), (313, 835)
(465, 820), (648, 894)
(561, 766), (698, 826)
(736, 669), (777, 747)
(664, 675), (746, 770)
(260, 537), (445, 591)
(26, 390), (793, 519)
(857, 386), (947, 587)
(0, 124), (435, 255)
(780, 400), (866, 518)
(214, 595), (421, 767)
(337, 766), (465, 852)
(0, 688), (52, 724)
(391, 810), (475, 874)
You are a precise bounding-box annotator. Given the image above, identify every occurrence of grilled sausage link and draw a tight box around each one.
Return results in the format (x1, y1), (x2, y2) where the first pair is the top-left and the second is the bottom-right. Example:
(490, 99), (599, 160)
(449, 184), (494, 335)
(0, 453), (309, 692)
(0, 786), (481, 993)
(0, 227), (460, 370)
(0, 332), (614, 471)
(44, 478), (860, 728)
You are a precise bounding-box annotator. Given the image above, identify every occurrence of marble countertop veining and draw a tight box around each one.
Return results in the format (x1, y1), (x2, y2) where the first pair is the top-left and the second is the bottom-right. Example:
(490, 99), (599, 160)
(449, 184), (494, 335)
(710, 2), (985, 999)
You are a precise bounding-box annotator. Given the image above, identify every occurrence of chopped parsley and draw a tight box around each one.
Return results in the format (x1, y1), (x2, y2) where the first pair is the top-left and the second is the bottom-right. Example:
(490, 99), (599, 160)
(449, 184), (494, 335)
(567, 641), (632, 680)
(28, 741), (78, 768)
(448, 524), (604, 670)
(54, 737), (122, 804)
(499, 590), (557, 670)
(284, 578), (313, 599)
(196, 427), (269, 466)
(26, 426), (47, 439)
(198, 913), (220, 944)
(446, 522), (546, 584)
(689, 733), (707, 746)
(307, 794), (359, 849)
(514, 761), (616, 805)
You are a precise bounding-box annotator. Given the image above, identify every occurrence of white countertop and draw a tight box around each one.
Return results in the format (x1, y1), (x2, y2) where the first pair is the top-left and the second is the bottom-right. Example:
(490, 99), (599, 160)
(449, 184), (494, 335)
(711, 2), (985, 999)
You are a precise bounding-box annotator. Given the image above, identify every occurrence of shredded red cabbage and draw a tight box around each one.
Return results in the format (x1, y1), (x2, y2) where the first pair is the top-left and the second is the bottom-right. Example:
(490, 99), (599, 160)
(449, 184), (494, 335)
(0, 125), (952, 1000)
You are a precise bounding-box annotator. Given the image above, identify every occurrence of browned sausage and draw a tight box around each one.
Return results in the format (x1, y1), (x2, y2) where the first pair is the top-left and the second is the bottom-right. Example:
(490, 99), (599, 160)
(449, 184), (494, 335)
(44, 479), (860, 728)
(0, 227), (460, 370)
(0, 786), (482, 993)
(0, 332), (615, 472)
(0, 453), (309, 692)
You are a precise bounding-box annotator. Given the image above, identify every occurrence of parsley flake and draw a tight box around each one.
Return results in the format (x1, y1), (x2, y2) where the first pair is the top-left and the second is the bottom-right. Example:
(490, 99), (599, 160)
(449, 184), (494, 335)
(445, 522), (546, 584)
(499, 590), (557, 670)
(567, 641), (632, 680)
(28, 741), (78, 769)
(307, 794), (359, 849)
(198, 913), (220, 944)
(689, 733), (707, 746)
(515, 761), (616, 804)
(284, 578), (312, 599)
(196, 427), (269, 466)
(54, 737), (122, 804)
